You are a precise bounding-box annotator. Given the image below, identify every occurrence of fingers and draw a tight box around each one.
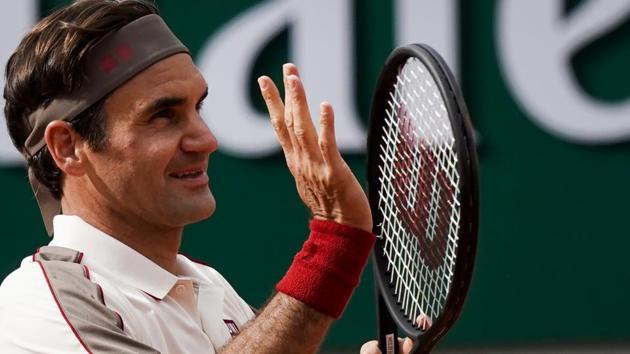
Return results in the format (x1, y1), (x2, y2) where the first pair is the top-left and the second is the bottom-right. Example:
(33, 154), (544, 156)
(283, 64), (322, 163)
(359, 338), (415, 354)
(257, 76), (292, 153)
(282, 64), (300, 153)
(359, 340), (380, 354)
(318, 101), (342, 166)
(401, 337), (414, 353)
(416, 314), (432, 331)
(260, 63), (333, 167)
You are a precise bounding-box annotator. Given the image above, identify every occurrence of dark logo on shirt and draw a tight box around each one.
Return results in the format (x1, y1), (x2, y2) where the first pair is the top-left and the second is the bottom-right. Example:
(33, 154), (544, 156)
(223, 319), (240, 338)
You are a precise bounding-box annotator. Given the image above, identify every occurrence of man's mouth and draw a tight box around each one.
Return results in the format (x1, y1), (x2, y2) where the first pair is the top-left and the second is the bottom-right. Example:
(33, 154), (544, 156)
(170, 170), (204, 179)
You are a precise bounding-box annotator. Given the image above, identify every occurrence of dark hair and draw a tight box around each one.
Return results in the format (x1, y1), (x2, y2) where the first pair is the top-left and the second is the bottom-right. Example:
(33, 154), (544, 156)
(3, 0), (159, 199)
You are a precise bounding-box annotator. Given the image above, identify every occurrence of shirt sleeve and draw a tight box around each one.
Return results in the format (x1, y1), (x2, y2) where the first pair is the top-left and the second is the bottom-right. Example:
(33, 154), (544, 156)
(0, 257), (160, 354)
(0, 262), (89, 353)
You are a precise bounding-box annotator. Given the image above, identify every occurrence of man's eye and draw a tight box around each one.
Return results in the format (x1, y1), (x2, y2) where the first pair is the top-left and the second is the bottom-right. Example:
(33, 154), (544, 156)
(152, 109), (176, 121)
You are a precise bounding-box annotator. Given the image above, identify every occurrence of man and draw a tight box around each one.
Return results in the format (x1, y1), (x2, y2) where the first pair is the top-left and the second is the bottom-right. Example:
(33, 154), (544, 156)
(0, 1), (411, 353)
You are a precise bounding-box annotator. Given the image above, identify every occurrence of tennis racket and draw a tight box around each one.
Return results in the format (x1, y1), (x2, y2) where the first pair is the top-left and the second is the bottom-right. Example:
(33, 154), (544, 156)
(367, 43), (479, 354)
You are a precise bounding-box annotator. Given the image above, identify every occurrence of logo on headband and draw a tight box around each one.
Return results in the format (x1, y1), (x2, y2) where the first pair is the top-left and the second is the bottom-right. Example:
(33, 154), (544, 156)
(99, 44), (135, 74)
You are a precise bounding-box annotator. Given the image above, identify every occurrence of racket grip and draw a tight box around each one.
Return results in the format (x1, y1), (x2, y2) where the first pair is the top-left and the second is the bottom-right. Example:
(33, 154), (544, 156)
(377, 290), (399, 354)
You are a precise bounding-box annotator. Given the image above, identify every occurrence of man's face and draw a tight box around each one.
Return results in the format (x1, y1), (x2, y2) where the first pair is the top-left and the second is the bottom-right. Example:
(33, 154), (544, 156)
(83, 53), (217, 229)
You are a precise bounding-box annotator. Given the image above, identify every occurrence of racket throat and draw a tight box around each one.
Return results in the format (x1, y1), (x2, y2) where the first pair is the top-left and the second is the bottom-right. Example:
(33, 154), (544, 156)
(377, 291), (400, 354)
(385, 333), (397, 354)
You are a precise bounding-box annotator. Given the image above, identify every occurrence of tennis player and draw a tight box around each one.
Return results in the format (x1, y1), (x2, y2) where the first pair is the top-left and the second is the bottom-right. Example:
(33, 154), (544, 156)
(0, 1), (413, 353)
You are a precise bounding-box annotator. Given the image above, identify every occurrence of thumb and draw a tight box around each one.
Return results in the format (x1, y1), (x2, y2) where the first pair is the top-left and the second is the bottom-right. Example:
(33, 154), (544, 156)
(401, 337), (414, 353)
(359, 340), (381, 354)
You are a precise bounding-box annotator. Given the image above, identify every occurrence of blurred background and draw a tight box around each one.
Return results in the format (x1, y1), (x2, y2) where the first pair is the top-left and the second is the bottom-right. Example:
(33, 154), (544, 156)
(1, 0), (630, 352)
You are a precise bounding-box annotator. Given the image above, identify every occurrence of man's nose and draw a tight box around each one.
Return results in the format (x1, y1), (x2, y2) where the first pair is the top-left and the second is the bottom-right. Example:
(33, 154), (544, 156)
(181, 116), (218, 154)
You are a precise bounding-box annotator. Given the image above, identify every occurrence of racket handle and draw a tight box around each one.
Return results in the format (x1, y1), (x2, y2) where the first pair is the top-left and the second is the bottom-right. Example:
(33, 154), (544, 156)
(377, 291), (399, 354)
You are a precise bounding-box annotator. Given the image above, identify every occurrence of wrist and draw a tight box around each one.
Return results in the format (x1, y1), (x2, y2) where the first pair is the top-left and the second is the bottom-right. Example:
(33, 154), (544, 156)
(276, 219), (375, 318)
(312, 215), (372, 234)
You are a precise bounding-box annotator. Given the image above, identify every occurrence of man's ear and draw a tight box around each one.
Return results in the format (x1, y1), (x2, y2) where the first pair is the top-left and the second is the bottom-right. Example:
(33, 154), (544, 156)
(44, 120), (87, 176)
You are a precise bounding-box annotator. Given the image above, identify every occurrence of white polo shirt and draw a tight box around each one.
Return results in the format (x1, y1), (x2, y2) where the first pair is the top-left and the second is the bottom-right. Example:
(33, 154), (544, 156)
(0, 215), (255, 353)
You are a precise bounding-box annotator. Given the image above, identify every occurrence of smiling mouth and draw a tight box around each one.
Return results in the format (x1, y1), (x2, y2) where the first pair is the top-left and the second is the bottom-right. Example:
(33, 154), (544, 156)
(169, 170), (204, 179)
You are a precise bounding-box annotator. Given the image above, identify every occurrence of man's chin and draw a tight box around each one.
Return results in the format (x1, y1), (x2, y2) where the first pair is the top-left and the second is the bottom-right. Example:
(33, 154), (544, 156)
(180, 195), (216, 225)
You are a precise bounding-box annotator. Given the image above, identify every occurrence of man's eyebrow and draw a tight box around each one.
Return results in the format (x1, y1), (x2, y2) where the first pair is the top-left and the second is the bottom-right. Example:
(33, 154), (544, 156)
(144, 96), (186, 114)
(143, 86), (208, 114)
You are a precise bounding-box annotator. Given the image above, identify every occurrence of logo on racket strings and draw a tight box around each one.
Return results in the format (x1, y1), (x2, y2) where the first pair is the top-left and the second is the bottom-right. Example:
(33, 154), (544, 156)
(392, 106), (454, 270)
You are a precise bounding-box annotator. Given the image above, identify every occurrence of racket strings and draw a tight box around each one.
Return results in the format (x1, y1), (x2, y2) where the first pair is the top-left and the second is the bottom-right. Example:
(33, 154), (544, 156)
(377, 57), (461, 324)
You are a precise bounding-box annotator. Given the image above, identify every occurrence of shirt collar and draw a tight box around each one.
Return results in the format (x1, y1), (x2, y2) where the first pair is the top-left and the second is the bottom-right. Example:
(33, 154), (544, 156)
(48, 215), (179, 300)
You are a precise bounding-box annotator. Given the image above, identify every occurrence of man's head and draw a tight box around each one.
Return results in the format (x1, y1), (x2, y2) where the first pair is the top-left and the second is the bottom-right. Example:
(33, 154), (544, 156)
(4, 0), (217, 233)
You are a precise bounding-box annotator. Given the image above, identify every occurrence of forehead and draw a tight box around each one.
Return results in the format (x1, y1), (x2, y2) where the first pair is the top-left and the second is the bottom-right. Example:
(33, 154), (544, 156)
(105, 53), (206, 111)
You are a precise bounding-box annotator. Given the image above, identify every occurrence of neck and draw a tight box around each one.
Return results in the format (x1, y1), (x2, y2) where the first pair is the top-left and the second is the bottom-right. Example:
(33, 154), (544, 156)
(60, 197), (183, 275)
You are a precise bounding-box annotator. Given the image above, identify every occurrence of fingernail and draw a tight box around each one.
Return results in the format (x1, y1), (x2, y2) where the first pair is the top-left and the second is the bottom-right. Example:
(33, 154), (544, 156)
(288, 76), (297, 89)
(257, 77), (267, 89)
(320, 101), (331, 114)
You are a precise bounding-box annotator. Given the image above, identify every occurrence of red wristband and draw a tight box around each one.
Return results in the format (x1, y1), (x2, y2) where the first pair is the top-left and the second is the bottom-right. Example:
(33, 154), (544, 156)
(276, 219), (376, 318)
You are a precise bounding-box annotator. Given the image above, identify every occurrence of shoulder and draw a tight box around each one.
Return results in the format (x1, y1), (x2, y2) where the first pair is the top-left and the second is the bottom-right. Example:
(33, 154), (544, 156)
(0, 246), (159, 353)
(1, 246), (108, 315)
(1, 253), (48, 299)
(0, 246), (87, 313)
(0, 247), (91, 352)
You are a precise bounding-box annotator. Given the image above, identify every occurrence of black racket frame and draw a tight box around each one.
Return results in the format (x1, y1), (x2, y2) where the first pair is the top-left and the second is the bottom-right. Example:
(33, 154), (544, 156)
(366, 43), (479, 354)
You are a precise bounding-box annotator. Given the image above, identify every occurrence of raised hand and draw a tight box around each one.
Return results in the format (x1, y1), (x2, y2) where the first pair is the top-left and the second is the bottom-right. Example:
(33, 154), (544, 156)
(257, 63), (372, 232)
